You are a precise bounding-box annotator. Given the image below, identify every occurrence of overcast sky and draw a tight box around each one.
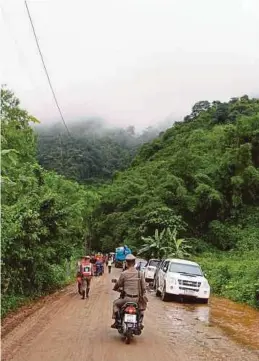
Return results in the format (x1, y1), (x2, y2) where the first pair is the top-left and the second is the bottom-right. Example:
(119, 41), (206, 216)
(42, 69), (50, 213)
(1, 0), (259, 129)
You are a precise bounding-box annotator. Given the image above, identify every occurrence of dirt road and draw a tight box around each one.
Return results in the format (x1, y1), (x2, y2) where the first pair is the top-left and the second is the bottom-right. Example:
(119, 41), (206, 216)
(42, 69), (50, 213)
(2, 268), (259, 361)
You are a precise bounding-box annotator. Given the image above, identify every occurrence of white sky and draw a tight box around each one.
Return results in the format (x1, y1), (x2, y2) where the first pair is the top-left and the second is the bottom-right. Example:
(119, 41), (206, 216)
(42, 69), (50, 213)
(1, 0), (259, 129)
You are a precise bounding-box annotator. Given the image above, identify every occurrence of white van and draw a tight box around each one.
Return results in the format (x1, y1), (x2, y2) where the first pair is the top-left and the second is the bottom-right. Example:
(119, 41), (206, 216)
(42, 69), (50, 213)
(144, 259), (160, 282)
(155, 258), (210, 303)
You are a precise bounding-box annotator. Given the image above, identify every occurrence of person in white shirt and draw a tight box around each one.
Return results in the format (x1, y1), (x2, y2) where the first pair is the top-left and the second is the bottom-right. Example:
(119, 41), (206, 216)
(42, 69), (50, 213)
(108, 259), (112, 273)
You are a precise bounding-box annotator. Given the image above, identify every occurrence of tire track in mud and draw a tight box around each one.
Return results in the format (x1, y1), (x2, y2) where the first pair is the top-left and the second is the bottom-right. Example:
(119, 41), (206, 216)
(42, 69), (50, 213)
(1, 288), (77, 361)
(2, 269), (259, 361)
(2, 277), (103, 361)
(147, 290), (259, 361)
(1, 289), (70, 338)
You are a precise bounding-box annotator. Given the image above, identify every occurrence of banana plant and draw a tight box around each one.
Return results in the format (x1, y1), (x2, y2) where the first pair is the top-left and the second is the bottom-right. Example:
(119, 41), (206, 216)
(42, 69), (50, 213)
(138, 228), (167, 258)
(165, 227), (192, 258)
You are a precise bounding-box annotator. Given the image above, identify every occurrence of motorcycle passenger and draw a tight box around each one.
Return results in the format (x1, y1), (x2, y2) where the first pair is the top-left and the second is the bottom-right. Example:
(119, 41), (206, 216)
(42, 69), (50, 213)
(111, 254), (146, 328)
(80, 256), (93, 299)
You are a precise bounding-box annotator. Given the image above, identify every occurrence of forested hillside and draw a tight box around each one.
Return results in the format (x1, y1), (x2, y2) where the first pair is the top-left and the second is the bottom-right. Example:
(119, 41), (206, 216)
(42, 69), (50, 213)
(88, 96), (259, 307)
(36, 120), (162, 183)
(1, 88), (99, 317)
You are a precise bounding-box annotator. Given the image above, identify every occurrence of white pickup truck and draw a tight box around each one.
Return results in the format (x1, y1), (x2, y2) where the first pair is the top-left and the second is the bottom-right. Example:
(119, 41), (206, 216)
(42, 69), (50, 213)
(154, 258), (210, 303)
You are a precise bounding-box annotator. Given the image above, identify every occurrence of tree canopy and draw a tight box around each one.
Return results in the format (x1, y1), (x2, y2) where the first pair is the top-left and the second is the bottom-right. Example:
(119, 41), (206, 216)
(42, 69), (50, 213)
(89, 96), (259, 255)
(1, 88), (98, 316)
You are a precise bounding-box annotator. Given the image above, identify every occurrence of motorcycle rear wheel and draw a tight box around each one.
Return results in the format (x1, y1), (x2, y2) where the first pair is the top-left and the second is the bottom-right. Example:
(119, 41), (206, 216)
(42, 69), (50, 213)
(125, 330), (133, 344)
(125, 335), (131, 344)
(125, 337), (130, 344)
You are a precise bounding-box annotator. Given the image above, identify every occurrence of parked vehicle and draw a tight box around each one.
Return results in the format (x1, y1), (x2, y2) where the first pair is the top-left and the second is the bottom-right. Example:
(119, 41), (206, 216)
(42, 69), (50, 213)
(135, 261), (147, 272)
(155, 258), (210, 303)
(144, 259), (160, 282)
(111, 279), (143, 344)
(153, 259), (165, 289)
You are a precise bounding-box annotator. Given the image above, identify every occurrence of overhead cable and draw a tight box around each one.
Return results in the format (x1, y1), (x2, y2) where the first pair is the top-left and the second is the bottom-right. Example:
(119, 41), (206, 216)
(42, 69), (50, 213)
(24, 1), (72, 137)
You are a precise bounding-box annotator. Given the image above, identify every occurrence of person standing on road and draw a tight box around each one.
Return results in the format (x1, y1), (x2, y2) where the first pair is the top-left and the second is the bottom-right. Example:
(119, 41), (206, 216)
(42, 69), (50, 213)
(111, 254), (147, 328)
(80, 256), (93, 299)
(108, 258), (112, 273)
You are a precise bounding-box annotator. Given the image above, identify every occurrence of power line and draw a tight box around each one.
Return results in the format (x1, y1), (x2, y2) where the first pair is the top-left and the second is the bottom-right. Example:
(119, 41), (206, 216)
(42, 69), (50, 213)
(24, 1), (72, 137)
(0, 4), (35, 87)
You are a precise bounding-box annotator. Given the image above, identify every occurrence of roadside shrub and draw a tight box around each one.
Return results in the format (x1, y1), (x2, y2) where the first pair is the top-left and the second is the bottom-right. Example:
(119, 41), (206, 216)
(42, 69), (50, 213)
(1, 295), (28, 319)
(197, 251), (259, 308)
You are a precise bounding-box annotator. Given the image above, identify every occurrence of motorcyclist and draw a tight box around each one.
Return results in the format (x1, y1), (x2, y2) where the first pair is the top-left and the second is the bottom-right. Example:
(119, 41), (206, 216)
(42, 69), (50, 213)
(111, 254), (146, 328)
(95, 258), (103, 275)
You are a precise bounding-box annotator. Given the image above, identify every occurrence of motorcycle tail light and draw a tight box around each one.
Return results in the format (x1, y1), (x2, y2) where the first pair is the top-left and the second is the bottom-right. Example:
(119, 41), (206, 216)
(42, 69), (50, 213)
(125, 306), (136, 314)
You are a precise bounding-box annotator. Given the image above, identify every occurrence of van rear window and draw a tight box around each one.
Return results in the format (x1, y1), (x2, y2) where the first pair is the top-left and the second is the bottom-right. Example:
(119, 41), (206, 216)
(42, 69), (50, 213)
(149, 260), (160, 267)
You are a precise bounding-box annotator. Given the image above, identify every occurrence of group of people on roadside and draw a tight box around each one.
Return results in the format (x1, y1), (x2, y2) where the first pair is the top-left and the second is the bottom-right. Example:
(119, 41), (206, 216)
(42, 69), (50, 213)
(77, 254), (113, 299)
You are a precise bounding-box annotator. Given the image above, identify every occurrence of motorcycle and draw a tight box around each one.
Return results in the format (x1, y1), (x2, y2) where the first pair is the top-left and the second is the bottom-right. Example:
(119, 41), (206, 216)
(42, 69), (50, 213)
(95, 263), (103, 276)
(111, 279), (144, 344)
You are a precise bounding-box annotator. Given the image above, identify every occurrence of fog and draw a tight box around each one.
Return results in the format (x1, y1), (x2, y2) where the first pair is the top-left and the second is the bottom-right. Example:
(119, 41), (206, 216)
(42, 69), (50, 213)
(1, 0), (259, 130)
(35, 115), (172, 142)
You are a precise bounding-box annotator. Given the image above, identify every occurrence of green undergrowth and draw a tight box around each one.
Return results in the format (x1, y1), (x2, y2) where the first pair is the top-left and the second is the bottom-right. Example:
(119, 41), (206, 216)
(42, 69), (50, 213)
(196, 251), (259, 309)
(1, 258), (77, 319)
(1, 295), (30, 319)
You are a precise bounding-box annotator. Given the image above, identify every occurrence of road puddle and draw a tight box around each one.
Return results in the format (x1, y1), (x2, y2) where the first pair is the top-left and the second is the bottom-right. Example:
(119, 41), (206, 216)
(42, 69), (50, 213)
(162, 295), (259, 350)
(209, 297), (259, 350)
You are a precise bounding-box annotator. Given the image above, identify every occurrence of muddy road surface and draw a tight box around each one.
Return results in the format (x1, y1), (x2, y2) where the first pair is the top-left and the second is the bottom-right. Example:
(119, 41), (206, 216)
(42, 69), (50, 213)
(2, 268), (259, 361)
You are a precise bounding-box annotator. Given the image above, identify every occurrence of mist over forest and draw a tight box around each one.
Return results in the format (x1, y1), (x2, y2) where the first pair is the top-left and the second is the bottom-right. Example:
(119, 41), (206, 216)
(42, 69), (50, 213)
(35, 116), (173, 183)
